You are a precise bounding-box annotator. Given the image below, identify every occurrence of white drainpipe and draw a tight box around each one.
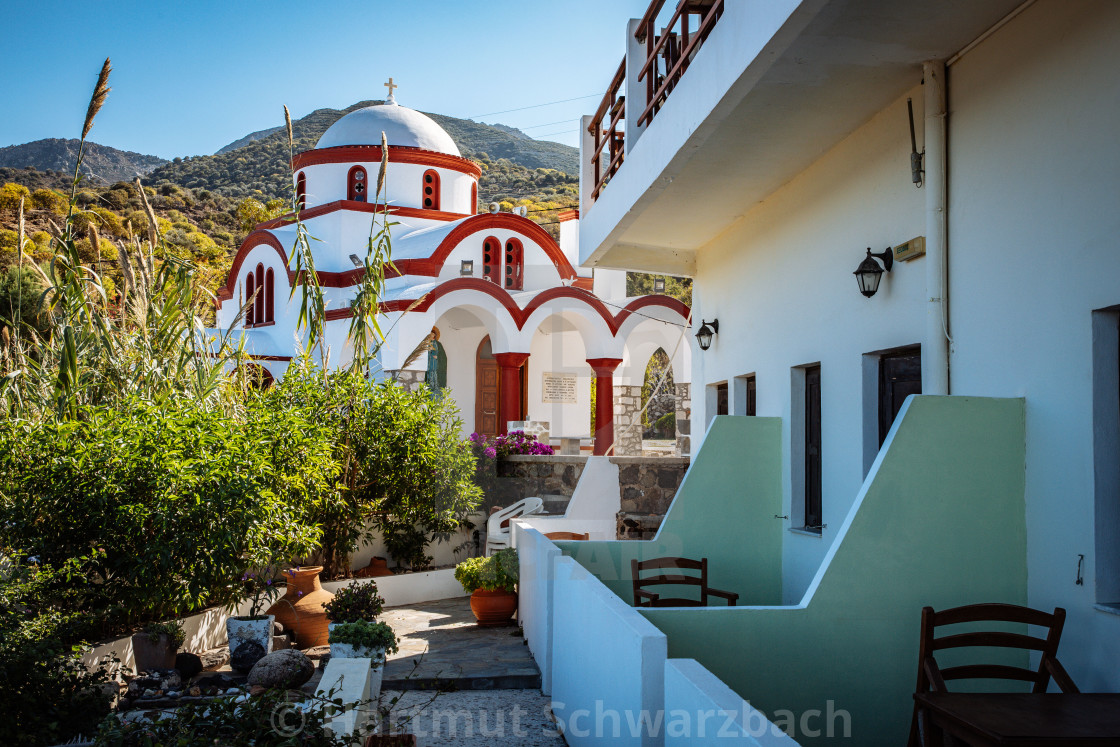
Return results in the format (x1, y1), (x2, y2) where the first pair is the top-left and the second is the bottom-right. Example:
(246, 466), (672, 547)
(924, 60), (950, 395)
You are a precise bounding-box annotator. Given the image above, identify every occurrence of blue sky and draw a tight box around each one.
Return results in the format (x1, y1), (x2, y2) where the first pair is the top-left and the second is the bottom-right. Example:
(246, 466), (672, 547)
(2, 0), (648, 158)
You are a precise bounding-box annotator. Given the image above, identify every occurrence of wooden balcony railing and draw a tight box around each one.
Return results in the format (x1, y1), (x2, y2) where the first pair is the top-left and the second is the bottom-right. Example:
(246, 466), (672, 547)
(588, 57), (627, 201)
(637, 0), (725, 127)
(587, 0), (725, 204)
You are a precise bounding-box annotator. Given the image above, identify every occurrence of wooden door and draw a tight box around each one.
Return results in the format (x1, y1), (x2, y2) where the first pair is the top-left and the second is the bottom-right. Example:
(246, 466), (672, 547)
(879, 348), (922, 445)
(476, 337), (499, 437)
(805, 365), (822, 531)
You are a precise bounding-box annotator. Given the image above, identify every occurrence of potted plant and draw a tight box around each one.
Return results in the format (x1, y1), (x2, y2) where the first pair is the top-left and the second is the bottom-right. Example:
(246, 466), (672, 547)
(330, 619), (399, 702)
(455, 548), (518, 626)
(324, 580), (385, 644)
(225, 567), (281, 669)
(328, 619), (398, 662)
(131, 620), (185, 672)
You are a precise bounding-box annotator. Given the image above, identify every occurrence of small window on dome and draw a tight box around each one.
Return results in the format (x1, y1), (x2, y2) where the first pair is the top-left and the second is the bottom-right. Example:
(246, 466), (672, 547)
(348, 166), (367, 202)
(482, 237), (500, 284)
(422, 170), (440, 211)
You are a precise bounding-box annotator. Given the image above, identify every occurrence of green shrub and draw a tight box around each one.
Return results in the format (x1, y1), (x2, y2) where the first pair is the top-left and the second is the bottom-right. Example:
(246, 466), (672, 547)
(0, 556), (122, 747)
(322, 580), (384, 623)
(455, 549), (518, 593)
(140, 620), (185, 649)
(328, 620), (398, 654)
(0, 397), (336, 631)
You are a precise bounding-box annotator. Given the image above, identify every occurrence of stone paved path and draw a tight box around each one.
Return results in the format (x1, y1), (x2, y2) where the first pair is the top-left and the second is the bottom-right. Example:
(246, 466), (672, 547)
(380, 597), (541, 690)
(381, 689), (566, 746)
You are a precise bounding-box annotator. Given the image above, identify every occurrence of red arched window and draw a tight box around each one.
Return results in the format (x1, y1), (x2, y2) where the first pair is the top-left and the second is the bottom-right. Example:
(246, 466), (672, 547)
(422, 169), (440, 210)
(470, 182), (478, 214)
(504, 238), (524, 290)
(245, 272), (256, 326)
(264, 268), (275, 323)
(296, 172), (306, 211)
(348, 165), (367, 202)
(482, 237), (501, 284)
(254, 264), (265, 325)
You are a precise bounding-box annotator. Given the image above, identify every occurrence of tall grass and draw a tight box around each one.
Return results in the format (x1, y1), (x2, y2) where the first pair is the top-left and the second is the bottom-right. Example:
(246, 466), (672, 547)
(0, 59), (253, 421)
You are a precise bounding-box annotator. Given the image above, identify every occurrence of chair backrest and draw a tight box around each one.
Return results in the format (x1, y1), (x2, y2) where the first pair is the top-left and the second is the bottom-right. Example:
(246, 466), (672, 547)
(487, 496), (544, 537)
(544, 531), (589, 541)
(914, 603), (1078, 695)
(631, 556), (708, 607)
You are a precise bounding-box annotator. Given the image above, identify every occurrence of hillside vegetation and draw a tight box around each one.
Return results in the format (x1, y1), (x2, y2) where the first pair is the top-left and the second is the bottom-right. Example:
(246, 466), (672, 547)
(0, 139), (166, 183)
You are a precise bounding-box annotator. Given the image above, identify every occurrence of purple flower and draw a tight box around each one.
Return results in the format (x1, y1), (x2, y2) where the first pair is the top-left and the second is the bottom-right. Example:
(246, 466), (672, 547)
(484, 447), (497, 459)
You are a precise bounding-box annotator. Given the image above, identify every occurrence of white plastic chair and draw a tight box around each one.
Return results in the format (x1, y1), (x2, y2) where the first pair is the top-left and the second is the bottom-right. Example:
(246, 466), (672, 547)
(486, 496), (544, 555)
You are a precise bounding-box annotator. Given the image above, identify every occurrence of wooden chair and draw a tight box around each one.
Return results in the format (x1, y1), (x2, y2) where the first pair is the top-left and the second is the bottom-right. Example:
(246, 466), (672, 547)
(908, 603), (1079, 747)
(630, 556), (738, 608)
(544, 531), (589, 541)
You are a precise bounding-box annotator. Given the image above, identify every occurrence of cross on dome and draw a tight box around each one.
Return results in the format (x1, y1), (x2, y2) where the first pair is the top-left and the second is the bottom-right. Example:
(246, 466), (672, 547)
(384, 77), (398, 106)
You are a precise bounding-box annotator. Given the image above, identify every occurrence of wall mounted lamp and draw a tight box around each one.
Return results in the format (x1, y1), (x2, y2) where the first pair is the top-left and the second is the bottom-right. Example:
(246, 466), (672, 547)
(695, 319), (719, 350)
(654, 277), (666, 294)
(348, 254), (363, 268)
(853, 247), (894, 298)
(460, 260), (474, 276)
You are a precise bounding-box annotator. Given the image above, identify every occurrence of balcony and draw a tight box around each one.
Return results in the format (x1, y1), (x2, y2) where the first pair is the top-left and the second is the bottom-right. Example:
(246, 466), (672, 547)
(579, 0), (1027, 275)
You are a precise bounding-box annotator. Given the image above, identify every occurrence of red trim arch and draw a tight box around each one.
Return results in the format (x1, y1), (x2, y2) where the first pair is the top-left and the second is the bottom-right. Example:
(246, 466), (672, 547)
(292, 145), (483, 179)
(425, 213), (578, 280)
(375, 278), (690, 337)
(219, 232), (294, 302)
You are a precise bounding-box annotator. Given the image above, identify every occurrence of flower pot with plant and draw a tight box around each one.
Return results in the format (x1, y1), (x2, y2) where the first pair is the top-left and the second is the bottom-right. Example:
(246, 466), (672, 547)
(455, 548), (518, 626)
(226, 566), (281, 670)
(330, 619), (399, 700)
(324, 579), (385, 644)
(131, 620), (185, 672)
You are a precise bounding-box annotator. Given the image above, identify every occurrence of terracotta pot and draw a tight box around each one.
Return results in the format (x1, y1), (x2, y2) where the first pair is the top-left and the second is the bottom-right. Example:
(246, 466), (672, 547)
(364, 735), (416, 746)
(267, 566), (334, 649)
(131, 632), (176, 672)
(355, 557), (394, 578)
(469, 589), (517, 627)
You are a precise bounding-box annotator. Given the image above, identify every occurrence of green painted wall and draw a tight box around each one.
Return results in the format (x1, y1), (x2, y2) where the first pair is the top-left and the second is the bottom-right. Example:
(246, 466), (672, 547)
(566, 396), (1027, 745)
(559, 415), (785, 606)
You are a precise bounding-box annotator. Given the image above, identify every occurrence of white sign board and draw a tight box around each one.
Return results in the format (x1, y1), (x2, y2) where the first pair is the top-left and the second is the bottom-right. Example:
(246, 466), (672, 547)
(542, 372), (578, 404)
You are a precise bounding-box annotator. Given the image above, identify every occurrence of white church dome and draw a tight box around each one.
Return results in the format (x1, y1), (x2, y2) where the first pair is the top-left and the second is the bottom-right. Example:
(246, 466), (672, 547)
(315, 102), (460, 156)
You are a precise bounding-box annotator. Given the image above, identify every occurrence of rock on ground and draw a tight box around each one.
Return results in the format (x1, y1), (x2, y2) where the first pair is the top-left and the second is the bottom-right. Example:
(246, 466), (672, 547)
(247, 649), (314, 689)
(230, 640), (266, 673)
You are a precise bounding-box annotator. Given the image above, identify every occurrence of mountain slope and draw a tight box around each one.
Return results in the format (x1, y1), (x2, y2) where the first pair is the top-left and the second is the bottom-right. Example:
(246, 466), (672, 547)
(0, 139), (167, 184)
(148, 101), (578, 202)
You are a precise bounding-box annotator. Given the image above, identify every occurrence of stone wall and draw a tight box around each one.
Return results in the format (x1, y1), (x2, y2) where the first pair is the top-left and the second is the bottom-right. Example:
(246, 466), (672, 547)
(483, 455), (690, 541)
(675, 383), (692, 456)
(614, 456), (689, 540)
(613, 384), (644, 456)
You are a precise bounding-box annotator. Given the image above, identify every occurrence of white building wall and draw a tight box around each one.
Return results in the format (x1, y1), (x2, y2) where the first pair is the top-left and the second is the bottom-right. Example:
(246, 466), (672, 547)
(297, 160), (476, 215)
(692, 90), (926, 601)
(527, 326), (593, 439)
(944, 0), (1120, 690)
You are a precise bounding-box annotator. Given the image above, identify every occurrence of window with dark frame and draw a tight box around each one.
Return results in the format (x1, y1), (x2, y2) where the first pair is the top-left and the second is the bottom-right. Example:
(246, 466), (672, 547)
(504, 238), (524, 290)
(746, 374), (756, 416)
(804, 365), (822, 532)
(716, 382), (729, 416)
(296, 172), (306, 212)
(348, 166), (367, 202)
(482, 237), (500, 284)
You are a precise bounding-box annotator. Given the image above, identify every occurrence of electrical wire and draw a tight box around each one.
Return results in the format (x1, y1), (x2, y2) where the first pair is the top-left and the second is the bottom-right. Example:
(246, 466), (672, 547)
(468, 95), (600, 119)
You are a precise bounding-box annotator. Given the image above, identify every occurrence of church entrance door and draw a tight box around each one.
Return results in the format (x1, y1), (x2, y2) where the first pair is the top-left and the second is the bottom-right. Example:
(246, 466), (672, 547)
(475, 337), (499, 437)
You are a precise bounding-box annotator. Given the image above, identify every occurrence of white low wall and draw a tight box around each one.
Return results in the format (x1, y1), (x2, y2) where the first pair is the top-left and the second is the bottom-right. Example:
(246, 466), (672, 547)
(345, 513), (485, 572)
(82, 597), (255, 672)
(323, 568), (466, 607)
(82, 569), (468, 672)
(551, 555), (667, 747)
(516, 456), (620, 540)
(514, 522), (561, 695)
(664, 660), (797, 746)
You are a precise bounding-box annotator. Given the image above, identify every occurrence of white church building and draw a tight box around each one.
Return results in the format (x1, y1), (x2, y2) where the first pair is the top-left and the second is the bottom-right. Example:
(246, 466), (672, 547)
(213, 91), (690, 454)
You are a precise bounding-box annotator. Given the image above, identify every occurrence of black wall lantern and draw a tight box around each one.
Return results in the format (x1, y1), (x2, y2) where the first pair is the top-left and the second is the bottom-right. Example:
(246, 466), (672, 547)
(695, 319), (719, 350)
(853, 247), (894, 298)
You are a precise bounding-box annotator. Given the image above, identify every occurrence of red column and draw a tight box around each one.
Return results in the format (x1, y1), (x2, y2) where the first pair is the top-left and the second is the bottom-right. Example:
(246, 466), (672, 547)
(588, 357), (622, 456)
(493, 352), (529, 435)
